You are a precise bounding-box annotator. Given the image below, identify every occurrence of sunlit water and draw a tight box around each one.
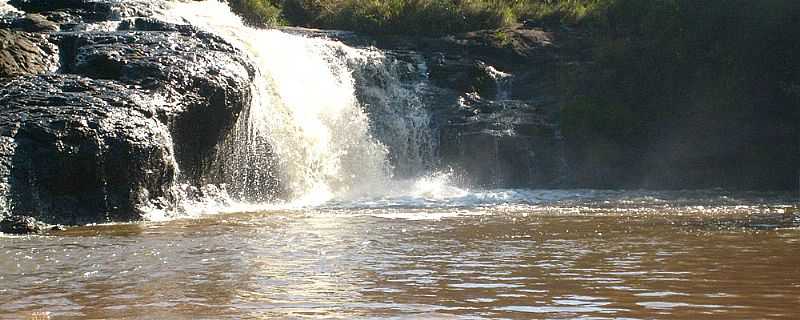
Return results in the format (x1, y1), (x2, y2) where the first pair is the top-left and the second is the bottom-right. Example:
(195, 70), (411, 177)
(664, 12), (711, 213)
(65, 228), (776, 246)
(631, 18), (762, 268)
(2, 190), (799, 319)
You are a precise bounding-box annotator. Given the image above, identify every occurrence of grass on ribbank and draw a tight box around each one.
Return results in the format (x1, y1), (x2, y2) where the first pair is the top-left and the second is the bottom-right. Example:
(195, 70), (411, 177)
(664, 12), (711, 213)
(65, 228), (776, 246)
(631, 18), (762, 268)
(229, 0), (608, 35)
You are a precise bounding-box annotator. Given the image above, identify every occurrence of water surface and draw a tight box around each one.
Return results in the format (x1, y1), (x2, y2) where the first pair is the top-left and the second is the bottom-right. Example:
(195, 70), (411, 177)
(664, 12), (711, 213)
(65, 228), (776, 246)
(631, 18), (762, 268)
(2, 190), (799, 319)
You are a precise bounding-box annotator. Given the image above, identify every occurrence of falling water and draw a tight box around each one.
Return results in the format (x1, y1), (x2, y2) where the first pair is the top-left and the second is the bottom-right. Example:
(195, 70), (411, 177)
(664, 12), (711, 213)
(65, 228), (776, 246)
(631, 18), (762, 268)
(161, 0), (436, 206)
(481, 62), (513, 100)
(0, 138), (10, 215)
(0, 0), (18, 13)
(346, 50), (437, 177)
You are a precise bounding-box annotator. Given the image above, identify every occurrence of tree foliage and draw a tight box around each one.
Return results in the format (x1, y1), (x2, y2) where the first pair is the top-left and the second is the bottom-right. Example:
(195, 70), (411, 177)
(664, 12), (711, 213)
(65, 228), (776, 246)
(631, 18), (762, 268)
(563, 0), (800, 188)
(229, 0), (604, 34)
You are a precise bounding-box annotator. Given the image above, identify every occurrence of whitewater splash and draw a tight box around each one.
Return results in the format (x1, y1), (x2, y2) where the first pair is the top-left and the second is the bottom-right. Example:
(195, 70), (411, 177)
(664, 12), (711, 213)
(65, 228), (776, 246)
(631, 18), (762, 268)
(0, 0), (18, 13)
(159, 0), (438, 210)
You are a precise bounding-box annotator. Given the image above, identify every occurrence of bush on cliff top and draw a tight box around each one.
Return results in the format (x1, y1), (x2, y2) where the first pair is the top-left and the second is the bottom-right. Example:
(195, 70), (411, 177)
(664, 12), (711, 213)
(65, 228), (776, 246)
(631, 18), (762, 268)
(229, 0), (606, 34)
(228, 0), (286, 26)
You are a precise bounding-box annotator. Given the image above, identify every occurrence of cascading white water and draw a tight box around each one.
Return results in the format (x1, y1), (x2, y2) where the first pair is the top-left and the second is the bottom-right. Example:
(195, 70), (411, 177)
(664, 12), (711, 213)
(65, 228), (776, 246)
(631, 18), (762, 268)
(0, 0), (18, 13)
(479, 62), (513, 100)
(348, 51), (437, 178)
(161, 0), (439, 205)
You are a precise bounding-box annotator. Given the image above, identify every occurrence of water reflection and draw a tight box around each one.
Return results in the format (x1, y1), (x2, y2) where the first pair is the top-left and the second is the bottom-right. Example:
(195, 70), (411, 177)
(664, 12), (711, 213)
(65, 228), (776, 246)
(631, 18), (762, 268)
(1, 202), (800, 319)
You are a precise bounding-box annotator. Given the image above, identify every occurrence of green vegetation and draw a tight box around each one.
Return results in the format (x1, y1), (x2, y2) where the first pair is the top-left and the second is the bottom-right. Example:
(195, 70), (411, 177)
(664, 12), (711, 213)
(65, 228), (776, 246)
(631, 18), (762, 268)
(515, 0), (607, 24)
(228, 0), (285, 27)
(229, 0), (606, 34)
(562, 0), (800, 188)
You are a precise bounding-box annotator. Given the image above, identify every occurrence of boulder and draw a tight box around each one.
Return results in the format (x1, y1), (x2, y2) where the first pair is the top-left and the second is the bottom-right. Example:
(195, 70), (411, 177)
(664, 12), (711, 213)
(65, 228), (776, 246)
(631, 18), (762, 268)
(0, 75), (179, 225)
(0, 215), (47, 234)
(0, 29), (58, 77)
(0, 3), (256, 224)
(10, 14), (59, 32)
(55, 21), (254, 184)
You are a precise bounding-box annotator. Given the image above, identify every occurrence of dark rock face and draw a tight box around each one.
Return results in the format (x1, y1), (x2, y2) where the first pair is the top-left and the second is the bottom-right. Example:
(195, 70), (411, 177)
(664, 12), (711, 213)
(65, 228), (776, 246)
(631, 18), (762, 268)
(307, 26), (572, 187)
(437, 95), (564, 188)
(0, 215), (47, 234)
(10, 0), (115, 22)
(0, 75), (178, 225)
(0, 1), (254, 224)
(56, 22), (254, 184)
(9, 0), (116, 24)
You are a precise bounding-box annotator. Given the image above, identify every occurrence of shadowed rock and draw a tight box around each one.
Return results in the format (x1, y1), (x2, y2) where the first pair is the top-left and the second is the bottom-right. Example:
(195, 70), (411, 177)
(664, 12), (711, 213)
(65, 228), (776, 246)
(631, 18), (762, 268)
(0, 215), (47, 234)
(9, 0), (115, 21)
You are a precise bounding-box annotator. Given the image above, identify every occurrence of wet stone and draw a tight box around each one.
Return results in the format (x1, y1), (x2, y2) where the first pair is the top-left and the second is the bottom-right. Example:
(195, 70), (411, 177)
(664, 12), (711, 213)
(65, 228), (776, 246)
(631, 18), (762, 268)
(10, 14), (59, 32)
(0, 0), (255, 225)
(0, 215), (46, 234)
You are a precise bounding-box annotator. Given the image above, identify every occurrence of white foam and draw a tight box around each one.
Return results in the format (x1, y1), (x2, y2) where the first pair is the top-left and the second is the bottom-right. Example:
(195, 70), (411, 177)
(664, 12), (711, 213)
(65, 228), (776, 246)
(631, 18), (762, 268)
(0, 0), (21, 14)
(161, 0), (393, 205)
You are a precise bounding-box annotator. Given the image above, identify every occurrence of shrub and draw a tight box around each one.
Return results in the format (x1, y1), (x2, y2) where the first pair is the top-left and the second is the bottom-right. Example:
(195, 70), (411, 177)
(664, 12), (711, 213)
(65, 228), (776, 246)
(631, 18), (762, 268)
(229, 0), (286, 27)
(562, 0), (800, 188)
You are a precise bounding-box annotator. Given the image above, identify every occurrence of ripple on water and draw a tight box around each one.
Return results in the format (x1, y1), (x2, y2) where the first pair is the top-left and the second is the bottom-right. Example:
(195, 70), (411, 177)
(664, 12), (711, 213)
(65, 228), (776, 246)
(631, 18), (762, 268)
(2, 190), (799, 319)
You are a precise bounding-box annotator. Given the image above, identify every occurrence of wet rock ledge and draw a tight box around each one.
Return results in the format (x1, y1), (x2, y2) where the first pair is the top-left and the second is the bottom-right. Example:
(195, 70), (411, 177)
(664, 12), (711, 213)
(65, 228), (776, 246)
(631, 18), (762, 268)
(295, 26), (577, 188)
(0, 0), (254, 226)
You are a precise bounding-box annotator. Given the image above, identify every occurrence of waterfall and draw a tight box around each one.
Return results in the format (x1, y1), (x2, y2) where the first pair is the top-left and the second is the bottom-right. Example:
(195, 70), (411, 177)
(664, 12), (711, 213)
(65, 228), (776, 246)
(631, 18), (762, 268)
(160, 0), (436, 206)
(347, 48), (437, 178)
(0, 0), (18, 14)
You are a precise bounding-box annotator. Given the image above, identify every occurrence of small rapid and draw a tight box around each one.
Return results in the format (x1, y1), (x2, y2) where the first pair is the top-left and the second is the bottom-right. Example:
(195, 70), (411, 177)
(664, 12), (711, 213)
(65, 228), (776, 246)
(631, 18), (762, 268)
(2, 191), (798, 319)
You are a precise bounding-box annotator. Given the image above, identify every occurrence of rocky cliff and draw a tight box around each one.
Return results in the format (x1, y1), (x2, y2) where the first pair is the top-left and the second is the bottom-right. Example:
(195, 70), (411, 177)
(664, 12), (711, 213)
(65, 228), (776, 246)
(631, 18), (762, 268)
(290, 26), (582, 188)
(0, 0), (254, 225)
(0, 0), (602, 229)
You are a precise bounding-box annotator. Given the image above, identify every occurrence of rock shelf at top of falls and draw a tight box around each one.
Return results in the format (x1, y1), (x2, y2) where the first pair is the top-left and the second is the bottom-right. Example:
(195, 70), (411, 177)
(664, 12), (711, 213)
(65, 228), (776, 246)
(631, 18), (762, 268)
(0, 0), (573, 228)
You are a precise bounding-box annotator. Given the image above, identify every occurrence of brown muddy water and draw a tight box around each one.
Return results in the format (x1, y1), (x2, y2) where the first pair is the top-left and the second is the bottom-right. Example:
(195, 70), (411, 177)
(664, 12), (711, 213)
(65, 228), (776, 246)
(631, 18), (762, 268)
(1, 190), (799, 319)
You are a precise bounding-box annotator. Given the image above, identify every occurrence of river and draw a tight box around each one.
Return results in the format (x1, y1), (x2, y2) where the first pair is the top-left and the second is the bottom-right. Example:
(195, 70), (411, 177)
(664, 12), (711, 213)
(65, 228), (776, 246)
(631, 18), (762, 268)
(2, 190), (799, 319)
